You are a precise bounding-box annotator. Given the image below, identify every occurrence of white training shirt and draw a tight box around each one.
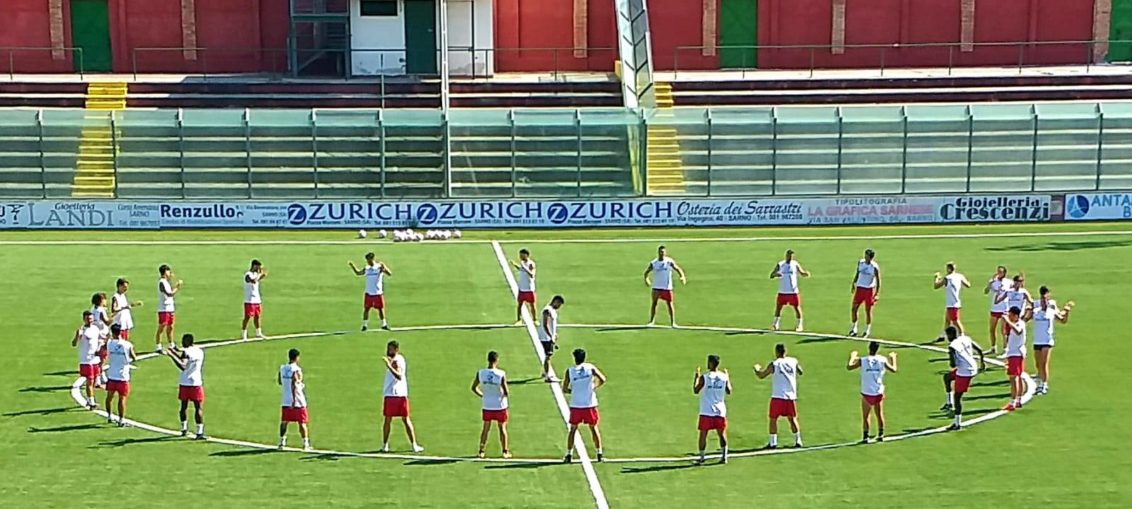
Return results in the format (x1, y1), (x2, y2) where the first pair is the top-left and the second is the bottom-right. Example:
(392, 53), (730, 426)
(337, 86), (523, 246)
(1006, 319), (1028, 358)
(90, 305), (111, 336)
(567, 363), (599, 409)
(105, 339), (134, 382)
(364, 263), (384, 295)
(477, 367), (508, 411)
(770, 357), (800, 400)
(860, 355), (887, 396)
(1005, 288), (1032, 312)
(383, 354), (409, 397)
(76, 324), (102, 365)
(649, 257), (676, 290)
(179, 346), (205, 386)
(855, 260), (879, 288)
(989, 278), (1013, 313)
(1032, 299), (1058, 347)
(950, 335), (980, 377)
(280, 363), (307, 407)
(539, 305), (558, 342)
(112, 292), (134, 330)
(157, 279), (175, 312)
(777, 260), (801, 294)
(517, 260), (536, 292)
(944, 272), (967, 308)
(244, 271), (262, 304)
(698, 370), (729, 417)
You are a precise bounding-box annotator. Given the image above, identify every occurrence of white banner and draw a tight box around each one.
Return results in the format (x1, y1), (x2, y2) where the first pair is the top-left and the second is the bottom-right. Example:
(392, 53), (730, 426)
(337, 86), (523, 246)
(1064, 193), (1132, 221)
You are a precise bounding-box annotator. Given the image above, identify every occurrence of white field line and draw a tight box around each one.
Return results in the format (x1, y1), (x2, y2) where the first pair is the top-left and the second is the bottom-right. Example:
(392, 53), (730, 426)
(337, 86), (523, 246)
(67, 322), (1033, 468)
(490, 241), (610, 509)
(7, 228), (1132, 246)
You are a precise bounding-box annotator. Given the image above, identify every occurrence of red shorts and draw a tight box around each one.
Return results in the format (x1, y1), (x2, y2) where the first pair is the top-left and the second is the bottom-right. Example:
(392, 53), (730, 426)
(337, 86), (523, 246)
(698, 415), (727, 431)
(244, 303), (261, 318)
(383, 396), (410, 417)
(517, 291), (536, 304)
(118, 329), (130, 340)
(990, 311), (1004, 320)
(98, 345), (108, 360)
(652, 289), (674, 302)
(946, 307), (960, 321)
(179, 385), (205, 402)
(79, 363), (101, 382)
(1006, 356), (1024, 377)
(158, 311), (175, 326)
(365, 293), (385, 310)
(853, 287), (876, 308)
(569, 407), (600, 426)
(776, 293), (801, 308)
(862, 393), (884, 406)
(768, 398), (797, 419)
(950, 369), (973, 394)
(281, 407), (309, 423)
(482, 409), (509, 423)
(105, 379), (130, 397)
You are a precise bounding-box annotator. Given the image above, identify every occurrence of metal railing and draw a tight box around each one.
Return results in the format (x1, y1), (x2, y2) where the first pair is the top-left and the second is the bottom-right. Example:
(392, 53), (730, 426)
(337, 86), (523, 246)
(1, 47), (86, 79)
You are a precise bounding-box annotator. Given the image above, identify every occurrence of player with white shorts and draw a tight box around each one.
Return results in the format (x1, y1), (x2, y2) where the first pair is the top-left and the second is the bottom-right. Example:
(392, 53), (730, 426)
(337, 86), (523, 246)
(644, 245), (687, 328)
(754, 343), (804, 448)
(563, 348), (607, 463)
(167, 333), (206, 439)
(693, 354), (732, 464)
(933, 262), (971, 341)
(847, 341), (897, 443)
(770, 249), (810, 332)
(471, 350), (511, 459)
(350, 252), (392, 331)
(381, 340), (423, 453)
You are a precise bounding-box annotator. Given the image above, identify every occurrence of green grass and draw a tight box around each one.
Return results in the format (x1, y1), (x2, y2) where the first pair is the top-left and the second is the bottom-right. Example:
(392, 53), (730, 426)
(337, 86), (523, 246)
(4, 224), (1132, 507)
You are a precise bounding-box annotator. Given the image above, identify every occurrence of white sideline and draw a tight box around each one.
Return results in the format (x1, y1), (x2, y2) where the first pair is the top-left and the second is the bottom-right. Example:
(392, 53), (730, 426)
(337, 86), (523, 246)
(490, 241), (610, 509)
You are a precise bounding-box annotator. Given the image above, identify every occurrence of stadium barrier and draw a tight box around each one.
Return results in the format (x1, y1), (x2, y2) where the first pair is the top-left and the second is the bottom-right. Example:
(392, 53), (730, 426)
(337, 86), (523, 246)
(0, 194), (1057, 230)
(1064, 192), (1132, 221)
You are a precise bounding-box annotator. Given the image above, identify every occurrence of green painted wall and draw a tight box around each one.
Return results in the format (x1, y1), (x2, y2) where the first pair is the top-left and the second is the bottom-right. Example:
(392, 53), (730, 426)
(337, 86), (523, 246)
(70, 0), (113, 72)
(1111, 0), (1132, 62)
(719, 0), (757, 68)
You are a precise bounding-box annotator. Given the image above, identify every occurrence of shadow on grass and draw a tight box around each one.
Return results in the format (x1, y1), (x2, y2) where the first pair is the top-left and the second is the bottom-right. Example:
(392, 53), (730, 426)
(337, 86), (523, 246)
(483, 461), (562, 470)
(724, 330), (766, 337)
(404, 458), (460, 466)
(798, 335), (844, 344)
(902, 426), (941, 434)
(300, 453), (342, 462)
(28, 423), (100, 433)
(43, 370), (75, 377)
(211, 448), (277, 458)
(620, 462), (705, 474)
(985, 240), (1132, 252)
(965, 392), (1011, 401)
(509, 377), (544, 386)
(99, 435), (176, 448)
(971, 379), (1009, 388)
(928, 357), (951, 364)
(19, 385), (73, 393)
(595, 326), (651, 333)
(4, 406), (76, 418)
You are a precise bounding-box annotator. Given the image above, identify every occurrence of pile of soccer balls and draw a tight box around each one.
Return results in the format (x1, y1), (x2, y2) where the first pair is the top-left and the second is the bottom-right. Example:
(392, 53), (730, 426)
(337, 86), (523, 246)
(357, 229), (462, 242)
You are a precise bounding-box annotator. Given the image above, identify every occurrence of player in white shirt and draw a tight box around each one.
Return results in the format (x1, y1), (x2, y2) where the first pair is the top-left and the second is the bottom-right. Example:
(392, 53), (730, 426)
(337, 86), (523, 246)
(241, 259), (268, 340)
(167, 333), (206, 439)
(91, 292), (113, 386)
(995, 274), (1033, 358)
(539, 296), (565, 383)
(562, 348), (607, 463)
(770, 249), (811, 332)
(849, 249), (881, 338)
(110, 278), (143, 341)
(381, 340), (424, 453)
(349, 252), (392, 331)
(471, 350), (511, 459)
(753, 343), (804, 448)
(644, 245), (687, 328)
(155, 264), (184, 353)
(983, 266), (1013, 354)
(1002, 305), (1029, 411)
(278, 348), (312, 451)
(932, 262), (971, 341)
(847, 341), (898, 443)
(511, 248), (537, 326)
(942, 326), (986, 430)
(72, 310), (104, 409)
(693, 354), (732, 464)
(103, 324), (136, 427)
(1031, 286), (1073, 395)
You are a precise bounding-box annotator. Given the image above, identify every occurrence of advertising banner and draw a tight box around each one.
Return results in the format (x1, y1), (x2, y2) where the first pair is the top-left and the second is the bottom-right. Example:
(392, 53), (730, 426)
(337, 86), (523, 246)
(1063, 193), (1132, 221)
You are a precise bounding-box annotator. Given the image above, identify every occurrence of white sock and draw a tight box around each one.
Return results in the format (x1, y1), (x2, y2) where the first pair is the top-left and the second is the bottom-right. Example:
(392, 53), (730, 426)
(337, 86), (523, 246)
(772, 317), (781, 327)
(794, 432), (802, 444)
(196, 424), (204, 435)
(946, 392), (953, 405)
(698, 449), (705, 460)
(383, 442), (389, 450)
(797, 319), (804, 328)
(865, 324), (872, 334)
(769, 434), (778, 447)
(256, 328), (263, 336)
(850, 322), (858, 332)
(303, 438), (310, 448)
(181, 421), (188, 431)
(381, 319), (388, 326)
(241, 330), (248, 340)
(363, 320), (369, 327)
(595, 448), (603, 455)
(954, 414), (962, 426)
(721, 445), (728, 458)
(279, 436), (287, 446)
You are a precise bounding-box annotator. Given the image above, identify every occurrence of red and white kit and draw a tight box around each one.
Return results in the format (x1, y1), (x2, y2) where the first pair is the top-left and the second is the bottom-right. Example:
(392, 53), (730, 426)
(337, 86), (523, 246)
(383, 353), (410, 417)
(104, 338), (135, 396)
(949, 335), (980, 394)
(244, 270), (263, 318)
(650, 257), (677, 302)
(859, 355), (887, 405)
(280, 362), (308, 423)
(112, 291), (134, 339)
(478, 367), (509, 422)
(1005, 319), (1027, 377)
(516, 260), (536, 304)
(157, 278), (176, 326)
(178, 345), (206, 402)
(567, 362), (600, 425)
(776, 259), (802, 308)
(943, 272), (969, 321)
(853, 259), (880, 308)
(76, 323), (103, 382)
(768, 356), (799, 419)
(698, 370), (729, 431)
(364, 263), (386, 310)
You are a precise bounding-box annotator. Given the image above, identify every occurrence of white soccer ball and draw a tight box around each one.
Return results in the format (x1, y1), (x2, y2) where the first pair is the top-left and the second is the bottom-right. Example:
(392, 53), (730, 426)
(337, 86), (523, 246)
(378, 229), (387, 239)
(453, 229), (462, 239)
(412, 233), (423, 242)
(440, 230), (451, 240)
(357, 229), (368, 239)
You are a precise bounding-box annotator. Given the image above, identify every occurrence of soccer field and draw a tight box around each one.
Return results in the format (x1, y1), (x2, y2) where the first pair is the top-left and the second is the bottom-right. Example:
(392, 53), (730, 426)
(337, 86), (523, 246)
(4, 223), (1132, 508)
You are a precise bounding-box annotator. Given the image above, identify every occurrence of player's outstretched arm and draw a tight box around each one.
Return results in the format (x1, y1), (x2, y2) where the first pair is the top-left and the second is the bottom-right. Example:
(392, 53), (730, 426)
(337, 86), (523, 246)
(752, 363), (772, 379)
(886, 352), (898, 373)
(470, 375), (482, 397)
(348, 261), (364, 276)
(846, 351), (861, 370)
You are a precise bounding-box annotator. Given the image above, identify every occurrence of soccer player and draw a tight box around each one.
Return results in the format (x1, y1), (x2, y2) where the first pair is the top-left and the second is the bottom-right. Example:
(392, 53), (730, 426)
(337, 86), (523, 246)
(279, 348), (311, 451)
(155, 264), (183, 353)
(933, 262), (971, 341)
(693, 354), (731, 464)
(539, 295), (565, 383)
(167, 333), (206, 439)
(753, 343), (803, 448)
(110, 278), (143, 341)
(512, 249), (537, 326)
(1031, 286), (1073, 395)
(562, 348), (606, 463)
(983, 266), (1012, 354)
(995, 274), (1034, 319)
(847, 342), (897, 443)
(381, 340), (424, 453)
(349, 252), (392, 331)
(644, 245), (687, 328)
(471, 350), (511, 459)
(242, 259), (267, 340)
(72, 311), (103, 409)
(103, 324), (136, 426)
(849, 249), (881, 338)
(942, 326), (985, 430)
(1002, 305), (1029, 411)
(770, 249), (810, 332)
(91, 292), (112, 386)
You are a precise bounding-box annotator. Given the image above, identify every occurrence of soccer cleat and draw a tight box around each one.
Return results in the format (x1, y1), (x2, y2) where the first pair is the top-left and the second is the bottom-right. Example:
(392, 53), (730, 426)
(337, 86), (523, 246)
(794, 441), (803, 449)
(670, 323), (679, 329)
(847, 330), (858, 337)
(939, 402), (953, 412)
(719, 456), (728, 465)
(107, 416), (114, 424)
(545, 374), (560, 383)
(764, 443), (777, 450)
(278, 440), (287, 450)
(180, 429), (188, 437)
(379, 446), (390, 453)
(694, 457), (705, 466)
(794, 325), (805, 332)
(876, 435), (885, 442)
(412, 444), (425, 453)
(155, 344), (163, 353)
(303, 444), (314, 452)
(771, 323), (780, 331)
(595, 453), (604, 462)
(381, 325), (391, 331)
(862, 331), (871, 338)
(502, 451), (513, 459)
(646, 322), (655, 327)
(194, 433), (206, 440)
(513, 320), (524, 327)
(255, 332), (266, 339)
(477, 450), (486, 459)
(1002, 403), (1017, 411)
(859, 438), (869, 445)
(946, 423), (961, 431)
(361, 325), (368, 332)
(117, 420), (127, 428)
(563, 454), (573, 464)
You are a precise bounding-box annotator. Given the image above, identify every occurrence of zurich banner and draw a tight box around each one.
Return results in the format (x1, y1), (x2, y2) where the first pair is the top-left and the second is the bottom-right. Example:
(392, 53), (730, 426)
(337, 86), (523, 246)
(1063, 193), (1132, 221)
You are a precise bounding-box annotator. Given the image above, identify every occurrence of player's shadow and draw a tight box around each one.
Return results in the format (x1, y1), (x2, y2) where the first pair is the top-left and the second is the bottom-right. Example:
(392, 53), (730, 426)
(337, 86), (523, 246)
(964, 392), (1011, 401)
(985, 240), (1132, 252)
(19, 385), (72, 393)
(300, 453), (343, 462)
(902, 426), (941, 434)
(509, 377), (544, 385)
(595, 326), (651, 333)
(724, 330), (767, 337)
(482, 461), (561, 470)
(620, 462), (709, 474)
(927, 357), (950, 364)
(403, 458), (460, 466)
(42, 370), (75, 377)
(27, 423), (100, 433)
(971, 379), (1009, 388)
(211, 448), (277, 458)
(98, 435), (176, 448)
(797, 335), (843, 344)
(4, 406), (75, 417)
